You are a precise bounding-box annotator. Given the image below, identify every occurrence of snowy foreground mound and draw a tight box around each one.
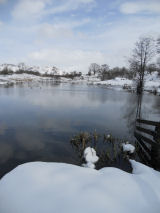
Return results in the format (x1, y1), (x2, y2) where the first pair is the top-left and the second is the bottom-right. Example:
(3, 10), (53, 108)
(0, 161), (160, 213)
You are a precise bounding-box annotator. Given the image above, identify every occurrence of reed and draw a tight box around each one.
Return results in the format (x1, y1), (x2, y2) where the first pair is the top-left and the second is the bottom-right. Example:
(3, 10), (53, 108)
(70, 131), (136, 171)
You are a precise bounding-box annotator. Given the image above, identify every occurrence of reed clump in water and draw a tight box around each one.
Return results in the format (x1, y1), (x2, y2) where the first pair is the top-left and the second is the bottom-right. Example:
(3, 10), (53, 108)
(70, 131), (136, 171)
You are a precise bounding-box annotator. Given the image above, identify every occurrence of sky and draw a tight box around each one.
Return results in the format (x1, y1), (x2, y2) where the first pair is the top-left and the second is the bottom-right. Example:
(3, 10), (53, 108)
(0, 0), (160, 72)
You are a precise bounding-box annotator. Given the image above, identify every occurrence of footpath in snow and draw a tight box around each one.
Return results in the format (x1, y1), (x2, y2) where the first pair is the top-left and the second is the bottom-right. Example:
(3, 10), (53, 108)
(0, 160), (160, 213)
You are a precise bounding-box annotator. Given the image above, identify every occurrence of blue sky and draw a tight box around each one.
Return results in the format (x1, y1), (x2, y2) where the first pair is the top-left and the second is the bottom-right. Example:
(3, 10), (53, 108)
(0, 0), (160, 72)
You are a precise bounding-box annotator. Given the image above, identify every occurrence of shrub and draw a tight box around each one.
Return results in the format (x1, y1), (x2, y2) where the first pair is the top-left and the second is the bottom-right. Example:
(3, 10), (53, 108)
(99, 67), (135, 81)
(62, 71), (82, 79)
(0, 67), (13, 75)
(15, 70), (41, 76)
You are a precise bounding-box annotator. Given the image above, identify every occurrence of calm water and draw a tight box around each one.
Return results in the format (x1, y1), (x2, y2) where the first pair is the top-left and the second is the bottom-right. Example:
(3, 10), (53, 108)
(0, 82), (160, 178)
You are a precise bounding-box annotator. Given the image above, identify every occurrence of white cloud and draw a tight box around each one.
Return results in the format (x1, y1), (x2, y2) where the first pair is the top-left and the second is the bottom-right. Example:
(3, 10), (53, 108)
(12, 0), (47, 20)
(2, 0), (160, 72)
(120, 1), (160, 14)
(38, 23), (74, 39)
(91, 16), (160, 66)
(12, 0), (95, 20)
(45, 0), (96, 15)
(52, 18), (91, 29)
(4, 15), (160, 72)
(38, 18), (90, 39)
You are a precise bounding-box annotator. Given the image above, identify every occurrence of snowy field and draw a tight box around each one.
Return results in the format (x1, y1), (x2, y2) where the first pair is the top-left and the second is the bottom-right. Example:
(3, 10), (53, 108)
(0, 160), (160, 213)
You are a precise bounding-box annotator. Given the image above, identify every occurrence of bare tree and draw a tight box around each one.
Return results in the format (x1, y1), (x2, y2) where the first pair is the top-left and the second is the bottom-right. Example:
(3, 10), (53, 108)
(129, 37), (155, 94)
(98, 64), (110, 80)
(157, 58), (160, 69)
(18, 62), (26, 71)
(157, 37), (160, 53)
(88, 63), (101, 75)
(157, 37), (160, 70)
(101, 64), (109, 72)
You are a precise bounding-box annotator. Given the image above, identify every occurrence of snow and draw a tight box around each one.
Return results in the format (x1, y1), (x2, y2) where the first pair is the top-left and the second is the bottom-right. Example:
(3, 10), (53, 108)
(94, 77), (133, 87)
(0, 64), (19, 72)
(144, 72), (160, 92)
(82, 147), (99, 169)
(0, 73), (53, 85)
(0, 63), (63, 75)
(0, 160), (160, 213)
(107, 134), (111, 138)
(122, 143), (135, 154)
(91, 72), (160, 93)
(0, 81), (8, 85)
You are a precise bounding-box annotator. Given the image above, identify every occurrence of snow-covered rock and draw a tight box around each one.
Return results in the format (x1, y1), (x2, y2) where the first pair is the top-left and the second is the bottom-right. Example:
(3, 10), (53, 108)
(122, 143), (135, 154)
(0, 160), (160, 213)
(107, 134), (111, 139)
(82, 147), (99, 169)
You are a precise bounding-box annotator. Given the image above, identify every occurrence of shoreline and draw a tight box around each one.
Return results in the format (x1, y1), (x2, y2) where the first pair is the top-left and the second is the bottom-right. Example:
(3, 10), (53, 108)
(0, 72), (160, 95)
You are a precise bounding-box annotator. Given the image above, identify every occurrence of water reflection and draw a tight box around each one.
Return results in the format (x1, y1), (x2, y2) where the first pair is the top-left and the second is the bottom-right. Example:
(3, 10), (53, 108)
(123, 92), (160, 136)
(0, 83), (159, 178)
(123, 93), (139, 135)
(16, 128), (45, 151)
(152, 95), (160, 114)
(0, 123), (7, 135)
(0, 143), (14, 164)
(133, 93), (160, 170)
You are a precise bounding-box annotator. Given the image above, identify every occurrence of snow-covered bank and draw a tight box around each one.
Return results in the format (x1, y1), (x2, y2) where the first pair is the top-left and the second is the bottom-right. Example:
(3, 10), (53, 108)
(92, 72), (160, 93)
(0, 73), (54, 85)
(0, 160), (160, 213)
(144, 72), (160, 93)
(0, 72), (160, 94)
(0, 73), (86, 86)
(93, 77), (133, 87)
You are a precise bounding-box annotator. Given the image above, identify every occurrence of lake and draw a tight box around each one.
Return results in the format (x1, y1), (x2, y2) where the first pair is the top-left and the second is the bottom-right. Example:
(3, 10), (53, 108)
(0, 82), (160, 178)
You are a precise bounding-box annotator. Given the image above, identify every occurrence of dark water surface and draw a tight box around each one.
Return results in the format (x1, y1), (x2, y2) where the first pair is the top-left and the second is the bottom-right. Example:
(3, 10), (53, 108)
(0, 82), (160, 178)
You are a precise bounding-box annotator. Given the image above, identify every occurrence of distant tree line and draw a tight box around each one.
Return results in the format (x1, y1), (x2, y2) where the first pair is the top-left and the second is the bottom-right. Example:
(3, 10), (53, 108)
(61, 71), (82, 79)
(88, 63), (135, 80)
(0, 64), (82, 79)
(0, 67), (42, 76)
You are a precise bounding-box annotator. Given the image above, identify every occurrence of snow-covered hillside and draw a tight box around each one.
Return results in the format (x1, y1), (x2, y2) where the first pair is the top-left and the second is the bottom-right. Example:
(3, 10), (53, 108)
(0, 63), (64, 76)
(0, 64), (19, 72)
